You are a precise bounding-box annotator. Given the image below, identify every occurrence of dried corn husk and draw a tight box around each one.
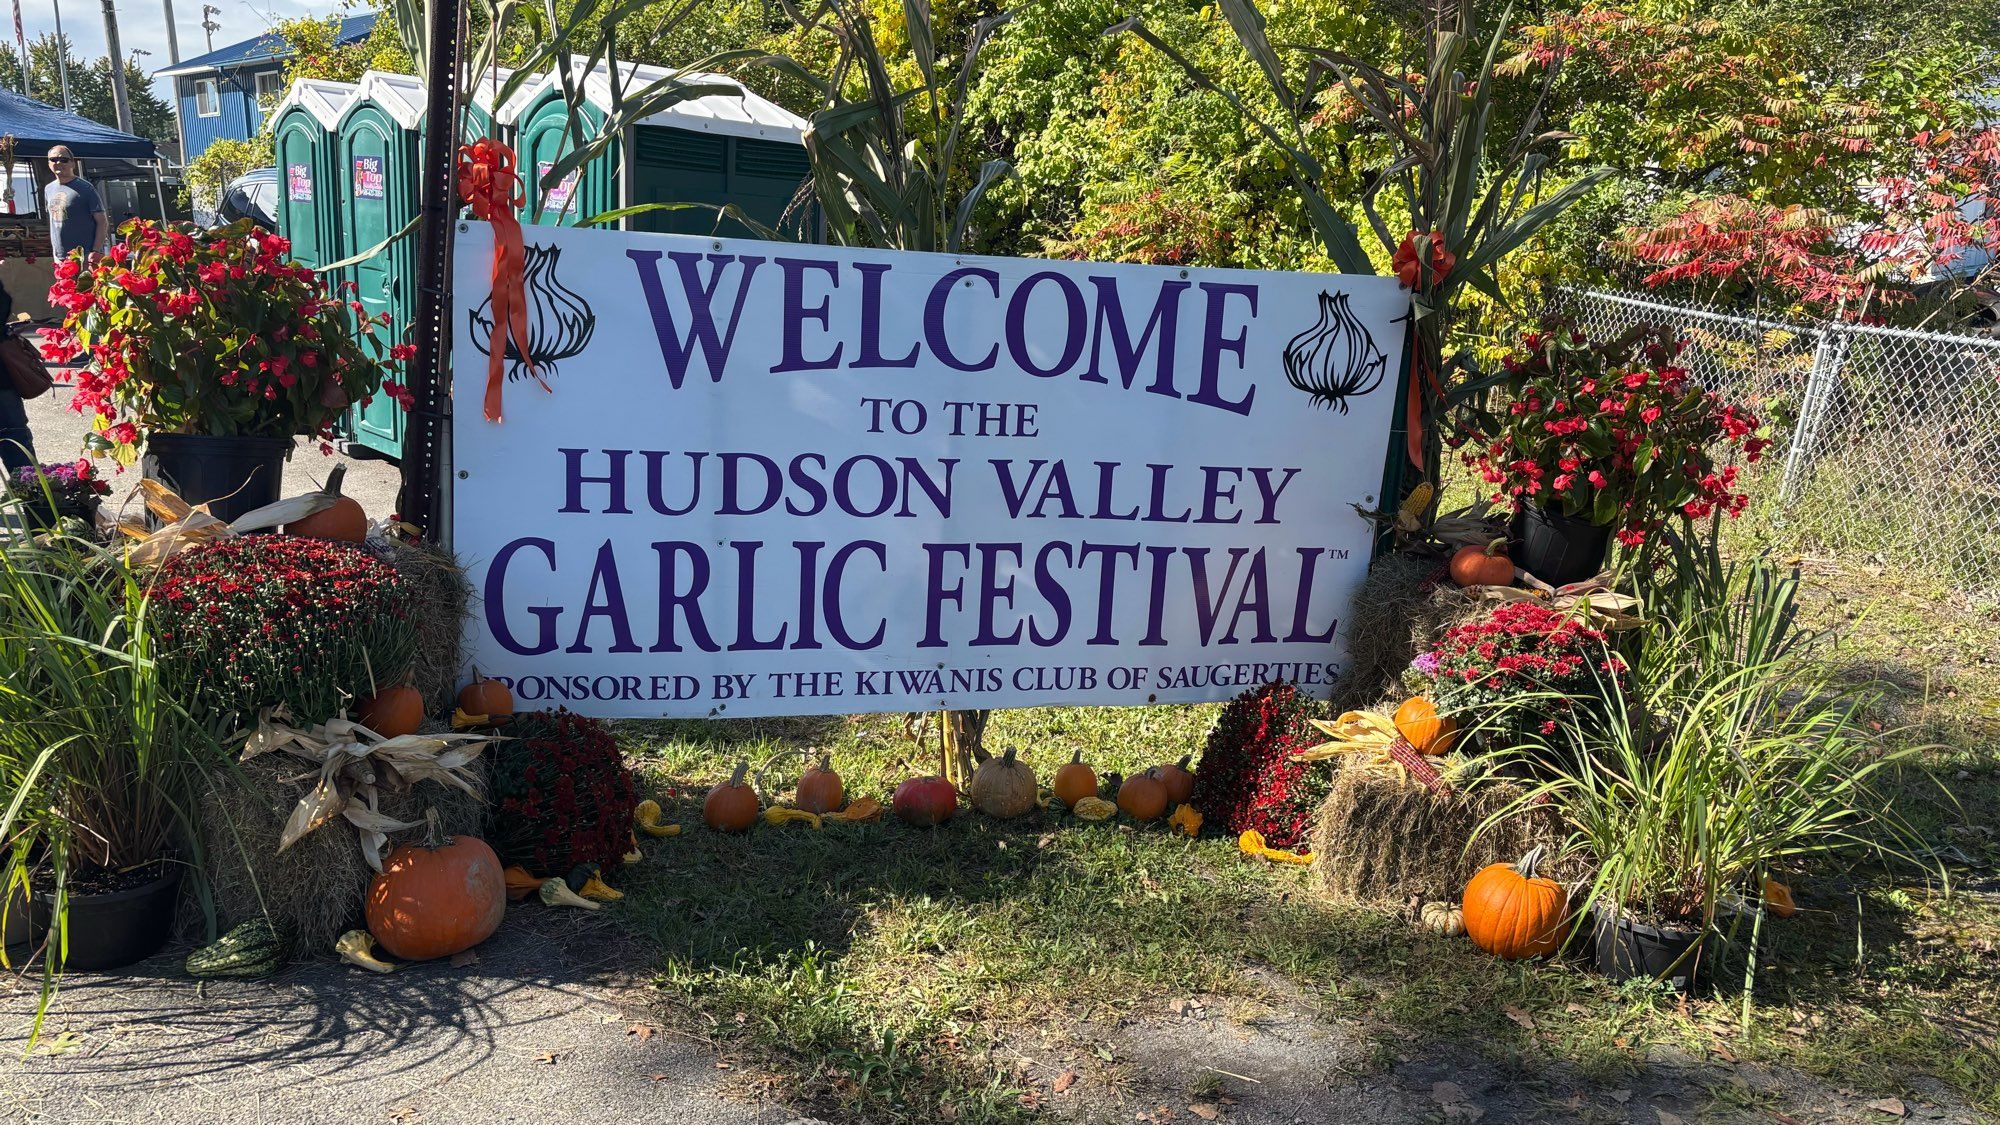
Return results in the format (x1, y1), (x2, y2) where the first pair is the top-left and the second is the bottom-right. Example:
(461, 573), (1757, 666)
(1298, 712), (1453, 794)
(118, 479), (343, 567)
(1474, 576), (1644, 631)
(236, 707), (499, 870)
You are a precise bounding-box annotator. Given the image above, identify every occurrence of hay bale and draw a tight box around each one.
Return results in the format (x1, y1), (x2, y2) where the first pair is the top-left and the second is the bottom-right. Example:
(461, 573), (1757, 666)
(195, 740), (487, 951)
(1331, 553), (1482, 712)
(1309, 763), (1574, 905)
(368, 537), (473, 712)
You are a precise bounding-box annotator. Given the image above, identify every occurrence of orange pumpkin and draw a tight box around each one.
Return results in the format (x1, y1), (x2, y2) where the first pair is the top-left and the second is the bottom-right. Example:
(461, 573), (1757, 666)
(1052, 751), (1098, 809)
(457, 669), (514, 722)
(796, 754), (846, 814)
(1462, 846), (1571, 960)
(364, 823), (506, 961)
(358, 677), (425, 738)
(1450, 538), (1514, 588)
(284, 464), (368, 542)
(1394, 697), (1457, 756)
(1116, 769), (1169, 822)
(703, 761), (759, 832)
(1156, 755), (1195, 806)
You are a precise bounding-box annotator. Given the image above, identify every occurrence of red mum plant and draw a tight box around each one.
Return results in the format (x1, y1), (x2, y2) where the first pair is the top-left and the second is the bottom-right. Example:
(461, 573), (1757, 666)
(488, 710), (638, 875)
(1189, 682), (1328, 851)
(150, 535), (416, 725)
(1454, 321), (1769, 548)
(42, 219), (407, 460)
(1412, 601), (1629, 728)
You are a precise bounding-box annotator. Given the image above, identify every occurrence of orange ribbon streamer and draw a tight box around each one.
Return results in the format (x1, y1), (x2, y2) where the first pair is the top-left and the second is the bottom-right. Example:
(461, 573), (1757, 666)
(456, 139), (547, 422)
(1393, 232), (1456, 471)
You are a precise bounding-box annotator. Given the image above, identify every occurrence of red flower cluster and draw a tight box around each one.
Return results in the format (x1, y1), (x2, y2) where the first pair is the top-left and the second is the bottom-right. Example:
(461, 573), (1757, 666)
(1453, 321), (1769, 547)
(42, 220), (408, 459)
(488, 710), (639, 875)
(1419, 601), (1628, 716)
(150, 535), (416, 724)
(1188, 681), (1328, 850)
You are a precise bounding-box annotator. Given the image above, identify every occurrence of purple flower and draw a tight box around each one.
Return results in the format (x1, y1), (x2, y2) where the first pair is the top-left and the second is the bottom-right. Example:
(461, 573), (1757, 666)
(1411, 652), (1441, 676)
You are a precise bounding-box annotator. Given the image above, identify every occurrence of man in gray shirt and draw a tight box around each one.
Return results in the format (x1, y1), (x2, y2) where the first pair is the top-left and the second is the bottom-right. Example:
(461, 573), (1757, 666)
(43, 145), (108, 260)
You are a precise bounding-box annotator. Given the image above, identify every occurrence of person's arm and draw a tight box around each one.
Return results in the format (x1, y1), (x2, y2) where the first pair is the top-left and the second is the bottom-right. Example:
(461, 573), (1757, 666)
(93, 210), (109, 256)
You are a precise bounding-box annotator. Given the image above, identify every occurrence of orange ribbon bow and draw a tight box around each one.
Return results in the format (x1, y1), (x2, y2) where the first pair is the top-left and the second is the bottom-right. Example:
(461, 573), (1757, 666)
(456, 139), (547, 422)
(1394, 231), (1456, 471)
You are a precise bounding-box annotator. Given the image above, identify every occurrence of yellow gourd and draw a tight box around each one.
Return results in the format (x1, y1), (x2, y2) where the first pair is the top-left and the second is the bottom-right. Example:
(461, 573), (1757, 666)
(827, 797), (883, 823)
(1072, 796), (1118, 822)
(634, 799), (681, 838)
(1167, 804), (1203, 838)
(1238, 829), (1314, 865)
(336, 930), (397, 973)
(577, 874), (624, 902)
(763, 806), (824, 829)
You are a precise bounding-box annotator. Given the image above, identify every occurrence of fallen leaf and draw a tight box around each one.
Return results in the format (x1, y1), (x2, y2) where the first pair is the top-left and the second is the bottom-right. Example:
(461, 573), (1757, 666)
(1502, 1004), (1536, 1031)
(1564, 1002), (1590, 1017)
(1710, 1044), (1738, 1063)
(1864, 1098), (1907, 1117)
(1432, 1080), (1468, 1105)
(627, 1023), (657, 1040)
(1189, 1104), (1220, 1120)
(36, 1032), (83, 1056)
(715, 1061), (732, 1070)
(535, 1051), (559, 1065)
(449, 949), (479, 968)
(647, 1074), (669, 1083)
(1656, 1111), (1686, 1125)
(1053, 1070), (1078, 1094)
(389, 1107), (419, 1122)
(1607, 1089), (1632, 1104)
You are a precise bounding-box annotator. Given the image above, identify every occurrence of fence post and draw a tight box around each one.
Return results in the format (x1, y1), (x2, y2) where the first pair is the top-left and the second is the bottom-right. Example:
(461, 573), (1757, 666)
(1774, 324), (1848, 511)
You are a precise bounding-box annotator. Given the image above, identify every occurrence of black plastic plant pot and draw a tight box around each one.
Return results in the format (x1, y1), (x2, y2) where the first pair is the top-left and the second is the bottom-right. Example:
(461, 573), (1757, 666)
(1515, 504), (1613, 588)
(143, 432), (291, 525)
(1594, 913), (1705, 990)
(31, 865), (183, 971)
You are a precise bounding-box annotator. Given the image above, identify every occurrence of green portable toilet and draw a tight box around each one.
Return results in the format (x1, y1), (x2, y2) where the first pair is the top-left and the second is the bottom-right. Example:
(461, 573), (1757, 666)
(270, 79), (359, 271)
(331, 70), (513, 460)
(498, 60), (811, 236)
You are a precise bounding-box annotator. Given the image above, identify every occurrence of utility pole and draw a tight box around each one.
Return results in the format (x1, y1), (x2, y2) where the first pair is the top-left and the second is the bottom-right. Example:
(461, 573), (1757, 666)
(99, 0), (133, 133)
(200, 4), (217, 53)
(52, 0), (73, 110)
(160, 0), (179, 63)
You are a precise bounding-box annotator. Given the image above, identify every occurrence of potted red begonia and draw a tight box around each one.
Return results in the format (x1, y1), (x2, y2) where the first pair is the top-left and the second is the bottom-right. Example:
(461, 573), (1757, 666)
(43, 219), (412, 522)
(1456, 322), (1769, 585)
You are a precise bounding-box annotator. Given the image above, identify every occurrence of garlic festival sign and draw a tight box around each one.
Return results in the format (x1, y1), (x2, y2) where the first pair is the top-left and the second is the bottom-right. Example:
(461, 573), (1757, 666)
(450, 222), (1410, 718)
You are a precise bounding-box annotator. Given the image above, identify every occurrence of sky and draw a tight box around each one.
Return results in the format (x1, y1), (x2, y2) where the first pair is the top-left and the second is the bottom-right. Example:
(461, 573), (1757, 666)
(10, 0), (331, 99)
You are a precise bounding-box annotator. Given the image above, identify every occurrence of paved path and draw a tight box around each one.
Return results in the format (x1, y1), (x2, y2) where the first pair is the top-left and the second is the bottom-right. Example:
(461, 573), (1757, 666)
(0, 914), (802, 1125)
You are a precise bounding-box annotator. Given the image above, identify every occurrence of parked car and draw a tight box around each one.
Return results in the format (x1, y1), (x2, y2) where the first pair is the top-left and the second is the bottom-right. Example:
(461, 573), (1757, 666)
(205, 168), (279, 232)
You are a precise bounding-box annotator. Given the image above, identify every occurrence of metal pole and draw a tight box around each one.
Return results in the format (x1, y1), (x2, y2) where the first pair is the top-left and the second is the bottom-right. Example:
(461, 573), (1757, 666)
(401, 0), (463, 537)
(149, 158), (164, 219)
(160, 0), (179, 63)
(52, 0), (73, 110)
(99, 0), (132, 133)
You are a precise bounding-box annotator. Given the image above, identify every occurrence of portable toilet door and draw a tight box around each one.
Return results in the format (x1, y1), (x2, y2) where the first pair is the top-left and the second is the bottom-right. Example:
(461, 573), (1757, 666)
(619, 65), (813, 240)
(335, 71), (425, 459)
(500, 67), (617, 227)
(269, 78), (358, 271)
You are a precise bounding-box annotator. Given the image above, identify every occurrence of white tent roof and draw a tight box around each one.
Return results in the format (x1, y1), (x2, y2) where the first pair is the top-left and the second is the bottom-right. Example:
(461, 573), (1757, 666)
(496, 60), (806, 145)
(348, 68), (518, 130)
(270, 78), (359, 130)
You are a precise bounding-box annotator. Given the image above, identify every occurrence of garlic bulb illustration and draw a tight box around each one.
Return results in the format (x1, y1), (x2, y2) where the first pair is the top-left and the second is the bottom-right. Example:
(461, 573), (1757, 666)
(469, 244), (597, 382)
(1282, 290), (1386, 413)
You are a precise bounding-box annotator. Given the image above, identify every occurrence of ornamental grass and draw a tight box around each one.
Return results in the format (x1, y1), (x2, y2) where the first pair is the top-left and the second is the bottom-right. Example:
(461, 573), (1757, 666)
(150, 535), (417, 726)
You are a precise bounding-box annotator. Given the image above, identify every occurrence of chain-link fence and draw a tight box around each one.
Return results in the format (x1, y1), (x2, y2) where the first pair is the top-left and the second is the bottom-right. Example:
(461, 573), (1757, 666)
(1554, 289), (2000, 594)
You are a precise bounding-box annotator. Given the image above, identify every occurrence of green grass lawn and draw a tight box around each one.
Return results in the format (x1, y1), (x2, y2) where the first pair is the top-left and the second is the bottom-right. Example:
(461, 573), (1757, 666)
(604, 561), (2000, 1123)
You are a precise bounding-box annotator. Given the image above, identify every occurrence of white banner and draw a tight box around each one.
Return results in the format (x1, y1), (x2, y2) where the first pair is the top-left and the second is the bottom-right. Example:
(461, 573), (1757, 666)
(450, 223), (1409, 717)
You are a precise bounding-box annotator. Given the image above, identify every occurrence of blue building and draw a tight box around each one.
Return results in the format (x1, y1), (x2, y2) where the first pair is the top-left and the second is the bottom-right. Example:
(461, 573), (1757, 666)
(156, 14), (377, 162)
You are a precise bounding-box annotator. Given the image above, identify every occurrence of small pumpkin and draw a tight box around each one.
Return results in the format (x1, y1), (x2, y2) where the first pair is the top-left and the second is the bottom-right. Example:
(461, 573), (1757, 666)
(1461, 846), (1571, 960)
(1450, 537), (1514, 588)
(891, 775), (959, 827)
(703, 761), (760, 833)
(284, 464), (368, 542)
(1418, 901), (1466, 937)
(796, 754), (846, 814)
(1393, 697), (1457, 756)
(1762, 877), (1797, 919)
(456, 669), (515, 723)
(1155, 755), (1195, 806)
(1052, 751), (1097, 808)
(357, 673), (425, 739)
(968, 747), (1039, 819)
(363, 817), (507, 962)
(1116, 769), (1169, 822)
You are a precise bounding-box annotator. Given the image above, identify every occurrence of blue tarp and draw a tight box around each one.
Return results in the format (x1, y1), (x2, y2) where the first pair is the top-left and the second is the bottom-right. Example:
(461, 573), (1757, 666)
(0, 88), (159, 160)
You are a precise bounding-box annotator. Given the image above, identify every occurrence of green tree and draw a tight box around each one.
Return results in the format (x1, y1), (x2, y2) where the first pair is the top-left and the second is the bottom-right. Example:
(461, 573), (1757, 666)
(0, 34), (175, 148)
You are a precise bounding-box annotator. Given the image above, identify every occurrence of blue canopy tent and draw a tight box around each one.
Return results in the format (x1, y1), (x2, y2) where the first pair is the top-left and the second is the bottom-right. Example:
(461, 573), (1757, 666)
(0, 87), (161, 160)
